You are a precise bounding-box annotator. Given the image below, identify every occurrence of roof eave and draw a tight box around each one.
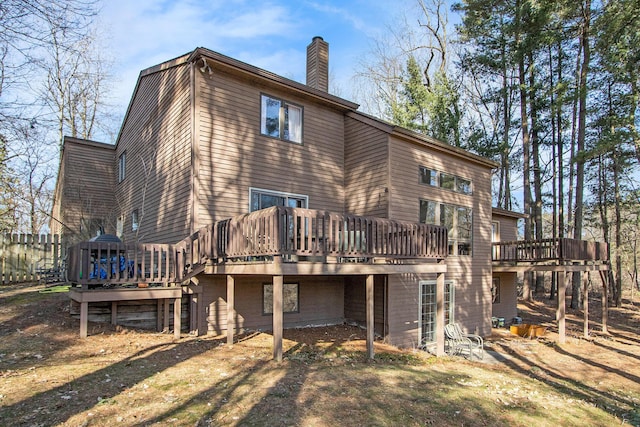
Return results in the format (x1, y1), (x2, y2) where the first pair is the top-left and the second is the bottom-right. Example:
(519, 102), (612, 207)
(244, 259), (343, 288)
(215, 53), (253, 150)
(347, 111), (499, 170)
(188, 47), (359, 111)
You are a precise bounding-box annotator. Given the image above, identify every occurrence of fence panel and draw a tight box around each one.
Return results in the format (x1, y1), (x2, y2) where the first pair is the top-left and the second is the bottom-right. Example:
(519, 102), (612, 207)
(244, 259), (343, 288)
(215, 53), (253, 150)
(0, 233), (65, 284)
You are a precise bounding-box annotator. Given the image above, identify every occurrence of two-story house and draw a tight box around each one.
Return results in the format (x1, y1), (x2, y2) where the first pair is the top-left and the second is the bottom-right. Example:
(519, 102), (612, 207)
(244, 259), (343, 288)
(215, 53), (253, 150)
(52, 37), (608, 360)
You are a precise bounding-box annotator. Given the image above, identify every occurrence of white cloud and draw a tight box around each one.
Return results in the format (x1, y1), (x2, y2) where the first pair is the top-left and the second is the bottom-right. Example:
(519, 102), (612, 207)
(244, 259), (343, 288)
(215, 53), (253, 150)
(99, 0), (305, 108)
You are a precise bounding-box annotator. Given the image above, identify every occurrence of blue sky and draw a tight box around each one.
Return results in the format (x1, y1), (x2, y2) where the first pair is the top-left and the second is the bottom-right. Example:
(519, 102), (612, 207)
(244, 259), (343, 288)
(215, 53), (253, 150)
(99, 0), (408, 112)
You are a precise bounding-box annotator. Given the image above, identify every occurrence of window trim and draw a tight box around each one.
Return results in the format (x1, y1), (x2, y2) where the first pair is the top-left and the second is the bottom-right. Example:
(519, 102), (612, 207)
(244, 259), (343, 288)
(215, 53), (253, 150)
(420, 199), (473, 256)
(419, 279), (455, 346)
(491, 221), (500, 243)
(116, 215), (124, 238)
(260, 93), (303, 144)
(118, 151), (126, 183)
(249, 187), (308, 212)
(262, 282), (300, 314)
(132, 209), (139, 232)
(492, 277), (500, 304)
(419, 165), (472, 195)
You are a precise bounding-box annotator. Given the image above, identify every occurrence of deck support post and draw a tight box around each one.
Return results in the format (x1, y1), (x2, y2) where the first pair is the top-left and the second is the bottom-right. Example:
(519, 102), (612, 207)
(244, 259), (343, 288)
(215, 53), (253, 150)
(583, 270), (589, 338)
(80, 301), (88, 338)
(227, 275), (235, 346)
(156, 300), (163, 331)
(600, 270), (609, 334)
(173, 297), (181, 339)
(164, 299), (170, 332)
(435, 271), (445, 356)
(366, 274), (375, 360)
(273, 274), (283, 362)
(557, 270), (567, 344)
(111, 302), (118, 325)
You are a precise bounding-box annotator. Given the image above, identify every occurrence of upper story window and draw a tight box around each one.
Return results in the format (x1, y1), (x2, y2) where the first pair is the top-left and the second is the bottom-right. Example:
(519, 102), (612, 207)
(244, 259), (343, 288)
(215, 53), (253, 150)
(419, 166), (471, 195)
(260, 94), (303, 143)
(491, 221), (500, 243)
(250, 187), (308, 212)
(420, 199), (472, 256)
(118, 152), (126, 183)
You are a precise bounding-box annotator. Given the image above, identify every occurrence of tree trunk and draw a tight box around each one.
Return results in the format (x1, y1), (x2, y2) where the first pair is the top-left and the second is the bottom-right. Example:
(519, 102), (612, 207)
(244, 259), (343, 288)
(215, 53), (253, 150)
(613, 141), (622, 306)
(571, 0), (591, 310)
(519, 55), (532, 301)
(528, 52), (544, 294)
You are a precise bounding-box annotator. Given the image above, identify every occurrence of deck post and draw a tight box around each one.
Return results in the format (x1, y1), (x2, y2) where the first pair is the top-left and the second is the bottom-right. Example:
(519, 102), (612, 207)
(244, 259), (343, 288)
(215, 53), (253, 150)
(80, 301), (88, 338)
(583, 270), (589, 338)
(557, 270), (567, 344)
(227, 275), (235, 346)
(111, 302), (118, 325)
(435, 271), (445, 356)
(173, 297), (181, 339)
(600, 270), (608, 334)
(273, 275), (283, 362)
(163, 299), (170, 332)
(156, 300), (163, 331)
(366, 274), (375, 360)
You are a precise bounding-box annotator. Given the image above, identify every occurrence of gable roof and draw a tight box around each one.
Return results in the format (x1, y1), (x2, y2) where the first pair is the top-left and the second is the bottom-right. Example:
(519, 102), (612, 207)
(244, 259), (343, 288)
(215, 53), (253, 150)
(114, 47), (359, 148)
(114, 45), (498, 172)
(346, 111), (499, 170)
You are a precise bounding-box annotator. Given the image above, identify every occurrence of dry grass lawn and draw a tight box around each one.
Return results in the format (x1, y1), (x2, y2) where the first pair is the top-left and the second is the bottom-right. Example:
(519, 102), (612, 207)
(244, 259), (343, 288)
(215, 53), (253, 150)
(1, 282), (639, 426)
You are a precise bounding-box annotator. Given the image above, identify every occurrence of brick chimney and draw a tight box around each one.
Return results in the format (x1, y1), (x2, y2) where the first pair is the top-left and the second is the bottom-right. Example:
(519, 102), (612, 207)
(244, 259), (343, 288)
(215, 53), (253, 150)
(306, 36), (329, 92)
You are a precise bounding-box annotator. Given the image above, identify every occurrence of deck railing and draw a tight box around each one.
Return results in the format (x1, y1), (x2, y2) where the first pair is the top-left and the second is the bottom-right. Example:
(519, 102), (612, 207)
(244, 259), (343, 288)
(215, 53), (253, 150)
(67, 207), (449, 286)
(492, 238), (608, 263)
(67, 241), (176, 287)
(220, 206), (449, 260)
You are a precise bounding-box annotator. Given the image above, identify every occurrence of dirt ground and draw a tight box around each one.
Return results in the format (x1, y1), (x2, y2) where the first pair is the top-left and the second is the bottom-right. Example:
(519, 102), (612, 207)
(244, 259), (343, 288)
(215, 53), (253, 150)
(1, 283), (639, 426)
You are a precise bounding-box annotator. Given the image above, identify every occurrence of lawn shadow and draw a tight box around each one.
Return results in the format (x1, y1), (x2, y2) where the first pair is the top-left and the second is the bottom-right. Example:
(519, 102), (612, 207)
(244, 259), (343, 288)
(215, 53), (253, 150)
(0, 330), (226, 425)
(494, 341), (638, 417)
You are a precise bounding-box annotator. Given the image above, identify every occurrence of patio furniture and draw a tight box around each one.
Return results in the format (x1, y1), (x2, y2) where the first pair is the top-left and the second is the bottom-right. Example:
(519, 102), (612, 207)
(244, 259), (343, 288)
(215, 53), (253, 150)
(444, 323), (484, 360)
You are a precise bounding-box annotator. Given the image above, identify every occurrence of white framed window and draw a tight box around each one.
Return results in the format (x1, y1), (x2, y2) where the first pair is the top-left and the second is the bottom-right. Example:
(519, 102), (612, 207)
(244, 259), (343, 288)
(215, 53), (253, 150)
(116, 215), (124, 238)
(419, 166), (472, 195)
(132, 209), (139, 231)
(260, 94), (303, 143)
(491, 221), (500, 243)
(419, 280), (455, 346)
(420, 200), (472, 256)
(263, 282), (299, 314)
(249, 187), (308, 212)
(492, 277), (500, 304)
(118, 152), (126, 183)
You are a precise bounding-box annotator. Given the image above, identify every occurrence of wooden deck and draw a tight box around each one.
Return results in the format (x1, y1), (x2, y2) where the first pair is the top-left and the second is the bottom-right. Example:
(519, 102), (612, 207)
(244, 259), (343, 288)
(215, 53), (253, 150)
(492, 238), (608, 265)
(66, 206), (449, 287)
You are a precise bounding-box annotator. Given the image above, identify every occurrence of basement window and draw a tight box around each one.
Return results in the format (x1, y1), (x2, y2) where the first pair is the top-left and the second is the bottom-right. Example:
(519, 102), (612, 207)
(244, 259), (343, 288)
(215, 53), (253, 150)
(262, 282), (299, 314)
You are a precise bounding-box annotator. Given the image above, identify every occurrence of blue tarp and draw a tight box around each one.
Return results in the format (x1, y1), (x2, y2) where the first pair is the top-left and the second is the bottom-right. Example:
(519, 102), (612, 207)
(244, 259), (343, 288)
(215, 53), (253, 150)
(89, 255), (134, 280)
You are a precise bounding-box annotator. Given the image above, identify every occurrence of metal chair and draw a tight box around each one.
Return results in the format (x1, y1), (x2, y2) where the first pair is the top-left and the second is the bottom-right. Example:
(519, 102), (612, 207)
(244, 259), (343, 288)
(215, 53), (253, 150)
(444, 323), (484, 360)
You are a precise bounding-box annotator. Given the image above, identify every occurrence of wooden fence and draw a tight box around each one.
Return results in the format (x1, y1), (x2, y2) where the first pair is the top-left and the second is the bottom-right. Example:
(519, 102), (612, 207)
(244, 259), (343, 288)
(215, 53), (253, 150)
(0, 234), (66, 284)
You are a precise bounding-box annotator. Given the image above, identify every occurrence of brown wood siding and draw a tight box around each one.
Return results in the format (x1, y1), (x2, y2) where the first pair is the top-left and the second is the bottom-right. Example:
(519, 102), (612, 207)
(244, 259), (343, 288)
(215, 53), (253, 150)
(195, 66), (345, 227)
(344, 116), (389, 218)
(492, 214), (519, 242)
(199, 274), (345, 334)
(114, 63), (193, 244)
(387, 137), (494, 338)
(491, 272), (518, 320)
(344, 275), (386, 335)
(386, 273), (434, 348)
(52, 140), (116, 244)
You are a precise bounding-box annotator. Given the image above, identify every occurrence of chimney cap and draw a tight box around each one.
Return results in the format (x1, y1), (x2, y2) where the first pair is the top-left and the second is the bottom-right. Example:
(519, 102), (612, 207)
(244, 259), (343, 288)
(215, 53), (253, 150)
(312, 36), (324, 41)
